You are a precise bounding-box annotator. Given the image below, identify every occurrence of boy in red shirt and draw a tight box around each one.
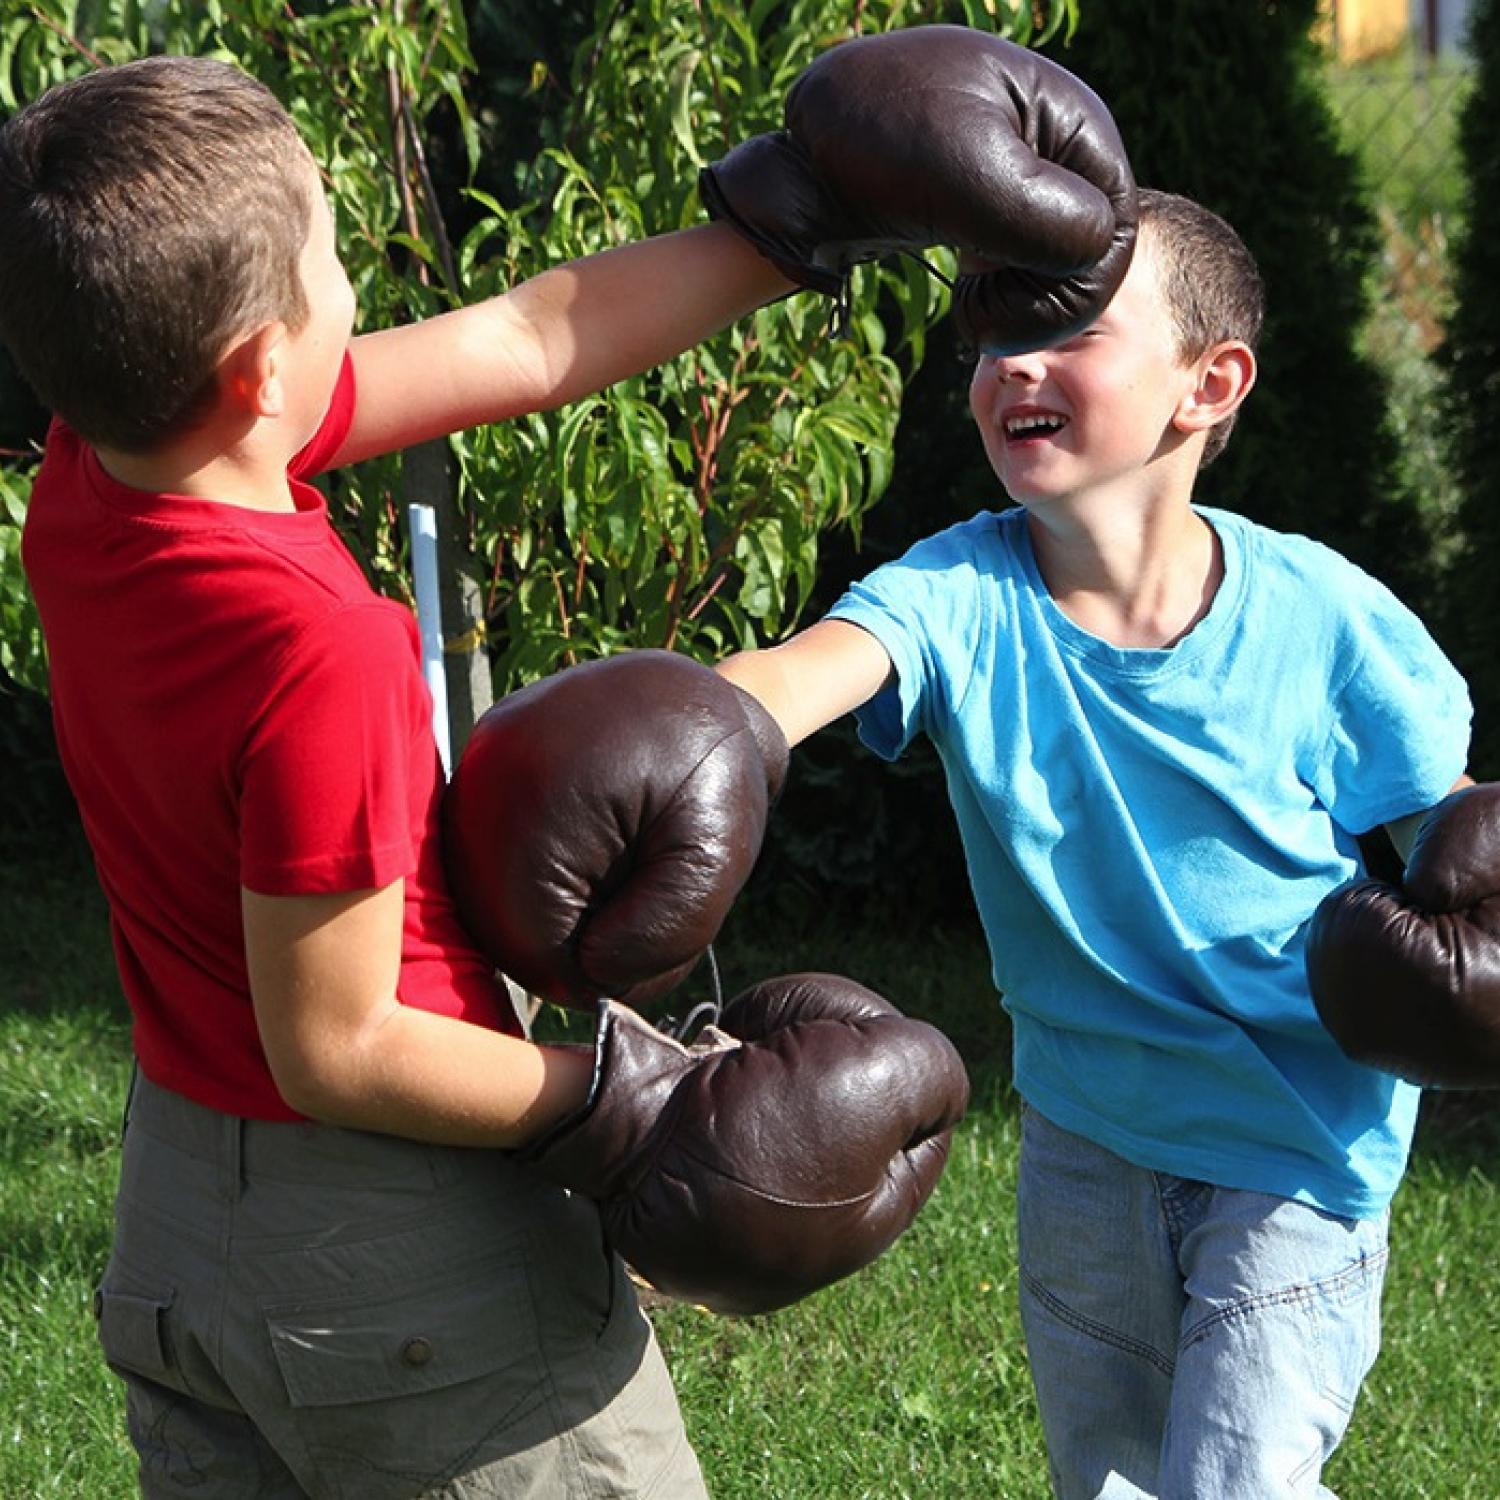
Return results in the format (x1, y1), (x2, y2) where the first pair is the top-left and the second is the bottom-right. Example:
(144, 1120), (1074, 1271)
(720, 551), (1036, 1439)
(8, 54), (798, 1499)
(2, 40), (1136, 1498)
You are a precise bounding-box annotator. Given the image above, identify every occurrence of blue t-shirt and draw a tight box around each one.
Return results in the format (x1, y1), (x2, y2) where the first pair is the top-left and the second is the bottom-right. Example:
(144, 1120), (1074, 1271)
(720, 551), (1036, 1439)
(830, 506), (1470, 1217)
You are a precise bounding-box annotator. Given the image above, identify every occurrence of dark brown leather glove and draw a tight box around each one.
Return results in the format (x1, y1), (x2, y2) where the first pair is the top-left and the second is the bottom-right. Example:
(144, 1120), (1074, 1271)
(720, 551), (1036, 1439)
(442, 650), (787, 1009)
(1307, 783), (1500, 1088)
(518, 973), (971, 1315)
(699, 24), (1137, 355)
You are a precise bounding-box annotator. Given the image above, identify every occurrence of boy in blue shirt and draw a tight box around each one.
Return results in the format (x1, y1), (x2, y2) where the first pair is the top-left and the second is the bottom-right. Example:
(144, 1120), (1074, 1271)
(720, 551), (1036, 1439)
(718, 189), (1471, 1498)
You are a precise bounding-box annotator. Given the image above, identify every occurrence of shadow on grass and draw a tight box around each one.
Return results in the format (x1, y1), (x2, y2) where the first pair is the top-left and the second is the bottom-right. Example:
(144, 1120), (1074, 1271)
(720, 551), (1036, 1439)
(1410, 1087), (1500, 1174)
(0, 805), (124, 1020)
(0, 1197), (116, 1280)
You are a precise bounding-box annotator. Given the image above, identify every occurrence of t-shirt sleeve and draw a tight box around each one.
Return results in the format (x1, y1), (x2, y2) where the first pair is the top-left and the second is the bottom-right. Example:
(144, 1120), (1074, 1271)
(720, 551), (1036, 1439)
(289, 353), (358, 480)
(1313, 576), (1471, 833)
(826, 522), (986, 761)
(238, 601), (430, 895)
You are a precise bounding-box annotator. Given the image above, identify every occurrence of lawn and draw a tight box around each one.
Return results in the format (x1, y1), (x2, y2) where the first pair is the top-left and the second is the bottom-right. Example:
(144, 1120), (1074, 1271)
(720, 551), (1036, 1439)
(2, 824), (1496, 1498)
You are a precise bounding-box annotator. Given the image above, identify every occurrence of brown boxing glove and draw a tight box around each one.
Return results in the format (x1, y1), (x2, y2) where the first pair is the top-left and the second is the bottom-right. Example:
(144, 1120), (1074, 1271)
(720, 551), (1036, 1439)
(1307, 783), (1500, 1088)
(442, 650), (787, 1010)
(517, 973), (971, 1315)
(699, 24), (1137, 355)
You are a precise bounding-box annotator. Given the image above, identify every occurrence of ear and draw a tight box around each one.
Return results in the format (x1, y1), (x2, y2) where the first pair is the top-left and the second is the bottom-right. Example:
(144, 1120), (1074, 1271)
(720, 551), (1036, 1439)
(1173, 341), (1257, 438)
(217, 322), (290, 421)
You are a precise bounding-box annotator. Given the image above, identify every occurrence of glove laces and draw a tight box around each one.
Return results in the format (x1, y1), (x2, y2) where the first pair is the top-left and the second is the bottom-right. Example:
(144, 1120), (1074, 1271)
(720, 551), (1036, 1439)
(661, 944), (726, 1043)
(826, 251), (954, 342)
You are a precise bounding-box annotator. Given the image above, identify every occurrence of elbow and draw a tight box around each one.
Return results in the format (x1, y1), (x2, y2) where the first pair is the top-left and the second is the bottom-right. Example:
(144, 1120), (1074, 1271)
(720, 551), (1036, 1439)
(259, 1030), (379, 1127)
(263, 1049), (341, 1123)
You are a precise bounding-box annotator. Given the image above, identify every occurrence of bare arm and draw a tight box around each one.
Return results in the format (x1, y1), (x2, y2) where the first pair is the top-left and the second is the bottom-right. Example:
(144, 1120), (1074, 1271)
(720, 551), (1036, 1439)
(717, 618), (895, 748)
(242, 881), (592, 1147)
(332, 224), (795, 468)
(1383, 774), (1474, 865)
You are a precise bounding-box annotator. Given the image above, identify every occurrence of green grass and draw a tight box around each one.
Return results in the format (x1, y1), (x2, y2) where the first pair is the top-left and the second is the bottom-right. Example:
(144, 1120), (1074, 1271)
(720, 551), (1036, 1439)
(2, 839), (1498, 1498)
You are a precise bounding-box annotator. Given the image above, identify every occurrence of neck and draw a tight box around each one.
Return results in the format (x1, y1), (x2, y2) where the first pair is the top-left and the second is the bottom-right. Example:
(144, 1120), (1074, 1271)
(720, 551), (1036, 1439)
(1026, 485), (1220, 650)
(95, 424), (298, 514)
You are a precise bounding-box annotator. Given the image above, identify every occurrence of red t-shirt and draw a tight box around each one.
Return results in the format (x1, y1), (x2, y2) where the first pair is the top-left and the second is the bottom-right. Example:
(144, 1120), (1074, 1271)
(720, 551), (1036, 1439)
(22, 359), (520, 1118)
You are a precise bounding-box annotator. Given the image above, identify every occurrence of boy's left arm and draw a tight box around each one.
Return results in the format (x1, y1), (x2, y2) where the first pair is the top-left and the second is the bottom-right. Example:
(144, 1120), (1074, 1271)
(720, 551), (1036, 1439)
(332, 224), (791, 468)
(1382, 774), (1474, 862)
(1310, 773), (1500, 1089)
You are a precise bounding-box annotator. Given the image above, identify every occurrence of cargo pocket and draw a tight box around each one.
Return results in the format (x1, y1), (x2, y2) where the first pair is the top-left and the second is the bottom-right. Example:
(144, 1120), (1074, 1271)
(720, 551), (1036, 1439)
(262, 1243), (551, 1500)
(96, 1277), (235, 1493)
(95, 1280), (182, 1391)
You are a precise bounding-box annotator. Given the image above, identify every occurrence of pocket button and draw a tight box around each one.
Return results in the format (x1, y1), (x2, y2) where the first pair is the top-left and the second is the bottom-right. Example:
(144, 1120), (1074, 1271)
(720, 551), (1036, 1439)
(399, 1335), (435, 1368)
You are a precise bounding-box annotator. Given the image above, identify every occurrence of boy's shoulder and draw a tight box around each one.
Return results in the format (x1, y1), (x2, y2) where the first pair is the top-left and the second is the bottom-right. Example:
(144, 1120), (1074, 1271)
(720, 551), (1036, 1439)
(897, 507), (1020, 569)
(1206, 506), (1390, 603)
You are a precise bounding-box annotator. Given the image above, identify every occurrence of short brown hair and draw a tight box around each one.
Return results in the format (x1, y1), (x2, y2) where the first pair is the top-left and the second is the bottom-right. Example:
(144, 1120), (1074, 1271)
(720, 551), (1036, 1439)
(1137, 188), (1263, 465)
(0, 56), (312, 452)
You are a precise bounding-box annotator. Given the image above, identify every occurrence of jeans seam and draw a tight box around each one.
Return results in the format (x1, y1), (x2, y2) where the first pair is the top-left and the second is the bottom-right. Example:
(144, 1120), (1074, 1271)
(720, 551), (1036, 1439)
(1180, 1246), (1389, 1349)
(1021, 1267), (1177, 1379)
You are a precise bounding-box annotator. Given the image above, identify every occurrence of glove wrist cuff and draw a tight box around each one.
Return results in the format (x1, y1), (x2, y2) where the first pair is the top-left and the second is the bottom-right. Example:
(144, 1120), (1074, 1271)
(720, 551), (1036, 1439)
(517, 1001), (694, 1196)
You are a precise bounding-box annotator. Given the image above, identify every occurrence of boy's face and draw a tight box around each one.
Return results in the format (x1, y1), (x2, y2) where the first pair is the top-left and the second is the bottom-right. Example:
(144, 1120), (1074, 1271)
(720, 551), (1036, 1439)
(967, 234), (1200, 508)
(279, 154), (356, 448)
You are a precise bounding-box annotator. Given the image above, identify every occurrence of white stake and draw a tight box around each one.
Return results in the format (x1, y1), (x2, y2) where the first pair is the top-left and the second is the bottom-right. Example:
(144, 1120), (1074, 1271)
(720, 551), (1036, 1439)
(407, 503), (451, 778)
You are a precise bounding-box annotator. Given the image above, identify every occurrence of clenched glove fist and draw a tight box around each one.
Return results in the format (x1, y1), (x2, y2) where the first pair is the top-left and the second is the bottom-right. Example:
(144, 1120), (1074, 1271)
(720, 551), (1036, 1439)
(699, 24), (1137, 354)
(1307, 783), (1500, 1088)
(442, 650), (785, 1010)
(519, 973), (971, 1315)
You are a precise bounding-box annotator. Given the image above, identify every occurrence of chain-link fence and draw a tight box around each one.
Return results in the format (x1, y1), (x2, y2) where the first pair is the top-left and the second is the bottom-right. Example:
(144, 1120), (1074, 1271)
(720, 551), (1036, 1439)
(1322, 48), (1475, 541)
(1327, 53), (1473, 227)
(1325, 52), (1474, 347)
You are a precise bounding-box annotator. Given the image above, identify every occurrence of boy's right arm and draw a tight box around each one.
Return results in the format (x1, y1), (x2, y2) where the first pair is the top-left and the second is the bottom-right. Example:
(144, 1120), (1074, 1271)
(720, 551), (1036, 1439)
(330, 30), (1137, 470)
(242, 880), (594, 1148)
(715, 618), (894, 748)
(333, 224), (792, 470)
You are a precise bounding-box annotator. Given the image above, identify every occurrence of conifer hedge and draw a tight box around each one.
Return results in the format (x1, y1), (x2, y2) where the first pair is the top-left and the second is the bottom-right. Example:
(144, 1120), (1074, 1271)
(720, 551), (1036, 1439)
(1441, 0), (1500, 776)
(1036, 0), (1438, 608)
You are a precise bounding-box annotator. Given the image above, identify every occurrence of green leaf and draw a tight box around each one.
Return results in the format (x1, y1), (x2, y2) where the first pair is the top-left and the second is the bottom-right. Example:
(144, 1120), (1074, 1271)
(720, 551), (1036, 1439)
(667, 47), (705, 168)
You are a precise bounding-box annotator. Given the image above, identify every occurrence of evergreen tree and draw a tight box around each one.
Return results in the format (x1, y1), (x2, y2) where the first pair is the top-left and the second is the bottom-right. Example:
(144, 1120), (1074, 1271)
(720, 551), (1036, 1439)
(1039, 0), (1435, 609)
(1441, 0), (1500, 776)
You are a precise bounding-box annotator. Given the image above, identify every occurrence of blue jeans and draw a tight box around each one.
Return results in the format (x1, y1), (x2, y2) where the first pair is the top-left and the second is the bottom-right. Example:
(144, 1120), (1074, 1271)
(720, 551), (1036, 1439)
(1017, 1106), (1388, 1500)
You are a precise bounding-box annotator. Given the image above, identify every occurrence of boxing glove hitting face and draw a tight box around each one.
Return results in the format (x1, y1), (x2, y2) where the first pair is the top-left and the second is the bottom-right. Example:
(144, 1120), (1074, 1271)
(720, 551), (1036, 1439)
(519, 973), (972, 1315)
(1307, 783), (1500, 1088)
(442, 650), (787, 1009)
(699, 24), (1137, 355)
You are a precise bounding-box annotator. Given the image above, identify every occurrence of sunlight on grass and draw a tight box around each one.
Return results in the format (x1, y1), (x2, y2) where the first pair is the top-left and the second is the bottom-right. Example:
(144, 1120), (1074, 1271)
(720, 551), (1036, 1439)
(657, 1095), (1052, 1500)
(3, 897), (1496, 1497)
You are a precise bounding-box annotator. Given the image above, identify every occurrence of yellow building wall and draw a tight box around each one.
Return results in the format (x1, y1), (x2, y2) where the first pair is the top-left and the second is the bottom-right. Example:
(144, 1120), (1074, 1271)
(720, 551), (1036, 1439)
(1318, 0), (1412, 59)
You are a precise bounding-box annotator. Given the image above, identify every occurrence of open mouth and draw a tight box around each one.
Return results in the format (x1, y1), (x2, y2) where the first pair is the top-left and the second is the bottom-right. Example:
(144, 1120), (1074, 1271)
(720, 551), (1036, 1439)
(1003, 412), (1069, 443)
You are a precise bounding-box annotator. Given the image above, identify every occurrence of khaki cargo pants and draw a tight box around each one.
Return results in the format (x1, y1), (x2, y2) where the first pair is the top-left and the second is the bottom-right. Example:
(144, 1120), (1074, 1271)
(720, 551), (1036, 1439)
(95, 1071), (707, 1499)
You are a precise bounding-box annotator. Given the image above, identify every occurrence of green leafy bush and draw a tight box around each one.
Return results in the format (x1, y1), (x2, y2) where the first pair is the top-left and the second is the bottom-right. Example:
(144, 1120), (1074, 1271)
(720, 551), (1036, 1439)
(0, 0), (1064, 709)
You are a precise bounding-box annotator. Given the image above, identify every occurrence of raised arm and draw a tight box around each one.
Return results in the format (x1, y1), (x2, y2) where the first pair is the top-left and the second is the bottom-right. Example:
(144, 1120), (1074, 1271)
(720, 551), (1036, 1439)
(333, 27), (1138, 469)
(333, 224), (792, 468)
